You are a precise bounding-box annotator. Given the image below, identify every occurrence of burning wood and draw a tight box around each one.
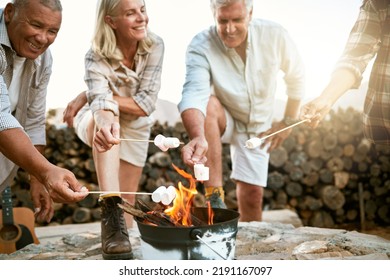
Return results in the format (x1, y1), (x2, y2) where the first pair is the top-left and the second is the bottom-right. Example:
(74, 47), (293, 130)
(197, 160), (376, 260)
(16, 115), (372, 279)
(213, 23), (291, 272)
(119, 198), (182, 227)
(119, 163), (212, 227)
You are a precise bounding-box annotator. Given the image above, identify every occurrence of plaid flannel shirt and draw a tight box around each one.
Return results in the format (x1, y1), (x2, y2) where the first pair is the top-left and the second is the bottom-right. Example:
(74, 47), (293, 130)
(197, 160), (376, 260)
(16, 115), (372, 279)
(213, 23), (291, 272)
(335, 0), (390, 145)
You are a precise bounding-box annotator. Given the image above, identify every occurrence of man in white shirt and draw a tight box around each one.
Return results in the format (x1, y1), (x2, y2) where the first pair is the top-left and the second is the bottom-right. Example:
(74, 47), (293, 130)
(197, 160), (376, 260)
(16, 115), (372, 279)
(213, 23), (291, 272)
(178, 0), (305, 221)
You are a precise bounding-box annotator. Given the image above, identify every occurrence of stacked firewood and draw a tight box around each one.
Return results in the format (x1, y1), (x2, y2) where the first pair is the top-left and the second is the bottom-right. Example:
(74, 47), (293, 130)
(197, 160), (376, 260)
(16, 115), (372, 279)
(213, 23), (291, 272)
(5, 107), (390, 229)
(264, 108), (390, 228)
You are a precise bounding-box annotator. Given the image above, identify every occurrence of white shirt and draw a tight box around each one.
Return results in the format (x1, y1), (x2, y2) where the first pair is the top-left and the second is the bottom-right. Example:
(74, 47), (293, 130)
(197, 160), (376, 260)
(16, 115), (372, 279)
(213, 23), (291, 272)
(8, 55), (26, 112)
(178, 19), (305, 135)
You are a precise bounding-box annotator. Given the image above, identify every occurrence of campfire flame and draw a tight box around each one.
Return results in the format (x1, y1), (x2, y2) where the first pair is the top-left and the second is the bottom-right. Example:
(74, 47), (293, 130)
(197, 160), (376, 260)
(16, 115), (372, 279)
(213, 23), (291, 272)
(164, 164), (214, 226)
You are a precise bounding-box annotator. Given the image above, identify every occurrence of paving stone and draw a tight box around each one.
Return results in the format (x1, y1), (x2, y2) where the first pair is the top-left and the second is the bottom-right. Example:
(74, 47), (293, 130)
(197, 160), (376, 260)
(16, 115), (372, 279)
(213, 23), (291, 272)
(1, 221), (389, 260)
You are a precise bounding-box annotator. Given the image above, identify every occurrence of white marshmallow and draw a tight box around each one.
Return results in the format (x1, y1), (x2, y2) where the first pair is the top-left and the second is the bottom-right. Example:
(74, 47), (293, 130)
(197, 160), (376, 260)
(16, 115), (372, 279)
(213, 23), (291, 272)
(151, 186), (166, 203)
(194, 164), (209, 181)
(152, 185), (177, 205)
(245, 137), (262, 149)
(161, 185), (176, 205)
(154, 134), (180, 151)
(163, 137), (180, 149)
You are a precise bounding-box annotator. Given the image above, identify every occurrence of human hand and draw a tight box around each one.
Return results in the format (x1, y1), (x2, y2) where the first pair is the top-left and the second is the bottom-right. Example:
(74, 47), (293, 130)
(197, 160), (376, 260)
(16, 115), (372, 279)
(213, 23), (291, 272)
(300, 96), (332, 128)
(29, 176), (54, 223)
(63, 91), (87, 127)
(181, 136), (208, 167)
(258, 121), (291, 153)
(40, 165), (88, 203)
(93, 122), (121, 153)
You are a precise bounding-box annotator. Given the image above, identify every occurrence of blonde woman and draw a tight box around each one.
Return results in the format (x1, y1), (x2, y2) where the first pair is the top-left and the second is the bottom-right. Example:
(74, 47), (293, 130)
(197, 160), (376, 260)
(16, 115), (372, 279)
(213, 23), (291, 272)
(63, 0), (164, 260)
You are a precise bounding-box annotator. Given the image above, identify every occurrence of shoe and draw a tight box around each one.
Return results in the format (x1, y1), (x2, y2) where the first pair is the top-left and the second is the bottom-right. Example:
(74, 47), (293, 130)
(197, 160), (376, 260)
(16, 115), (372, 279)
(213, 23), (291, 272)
(99, 195), (133, 260)
(205, 187), (227, 209)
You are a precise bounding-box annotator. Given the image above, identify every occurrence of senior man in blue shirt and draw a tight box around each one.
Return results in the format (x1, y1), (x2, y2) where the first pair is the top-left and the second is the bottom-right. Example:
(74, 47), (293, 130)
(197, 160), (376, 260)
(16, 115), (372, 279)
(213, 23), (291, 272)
(178, 0), (305, 221)
(0, 0), (88, 223)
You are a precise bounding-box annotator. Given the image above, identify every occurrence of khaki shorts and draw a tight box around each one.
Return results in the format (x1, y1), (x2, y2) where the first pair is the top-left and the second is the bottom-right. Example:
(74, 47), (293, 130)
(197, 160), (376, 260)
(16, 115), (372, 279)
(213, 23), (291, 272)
(74, 109), (154, 167)
(221, 109), (269, 187)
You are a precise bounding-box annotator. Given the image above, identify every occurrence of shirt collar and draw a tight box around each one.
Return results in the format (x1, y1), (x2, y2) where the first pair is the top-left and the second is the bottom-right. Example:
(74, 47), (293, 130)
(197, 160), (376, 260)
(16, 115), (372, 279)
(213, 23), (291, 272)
(111, 42), (147, 70)
(0, 9), (12, 49)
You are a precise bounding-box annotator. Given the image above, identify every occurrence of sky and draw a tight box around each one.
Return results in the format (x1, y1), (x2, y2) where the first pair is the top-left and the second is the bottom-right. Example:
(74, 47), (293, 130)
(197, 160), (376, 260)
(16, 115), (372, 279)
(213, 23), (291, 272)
(0, 0), (364, 110)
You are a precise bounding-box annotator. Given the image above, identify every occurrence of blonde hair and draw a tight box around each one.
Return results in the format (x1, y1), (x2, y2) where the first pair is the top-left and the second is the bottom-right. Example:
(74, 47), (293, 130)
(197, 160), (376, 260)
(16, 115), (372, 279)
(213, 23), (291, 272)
(92, 0), (154, 61)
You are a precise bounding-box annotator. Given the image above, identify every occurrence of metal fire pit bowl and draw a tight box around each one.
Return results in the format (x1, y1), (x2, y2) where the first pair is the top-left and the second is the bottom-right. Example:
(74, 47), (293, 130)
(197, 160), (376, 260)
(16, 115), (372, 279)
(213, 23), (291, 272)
(135, 207), (240, 260)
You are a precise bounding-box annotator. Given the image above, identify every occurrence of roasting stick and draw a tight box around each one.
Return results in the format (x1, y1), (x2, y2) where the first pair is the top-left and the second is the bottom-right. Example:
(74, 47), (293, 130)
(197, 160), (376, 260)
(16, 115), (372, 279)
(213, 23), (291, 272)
(119, 138), (185, 144)
(119, 138), (154, 142)
(245, 119), (310, 149)
(88, 191), (152, 196)
(260, 119), (310, 141)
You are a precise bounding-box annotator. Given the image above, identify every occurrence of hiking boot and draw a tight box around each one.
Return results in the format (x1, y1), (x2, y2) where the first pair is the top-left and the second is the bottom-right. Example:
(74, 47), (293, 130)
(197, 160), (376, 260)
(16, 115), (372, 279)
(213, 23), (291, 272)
(205, 187), (227, 209)
(99, 195), (133, 260)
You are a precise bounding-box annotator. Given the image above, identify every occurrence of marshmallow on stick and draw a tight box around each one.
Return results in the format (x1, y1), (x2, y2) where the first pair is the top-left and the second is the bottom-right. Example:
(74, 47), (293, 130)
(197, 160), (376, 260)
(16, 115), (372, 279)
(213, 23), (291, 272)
(120, 134), (183, 151)
(151, 185), (177, 205)
(161, 185), (177, 205)
(154, 134), (181, 152)
(245, 119), (310, 149)
(245, 137), (263, 149)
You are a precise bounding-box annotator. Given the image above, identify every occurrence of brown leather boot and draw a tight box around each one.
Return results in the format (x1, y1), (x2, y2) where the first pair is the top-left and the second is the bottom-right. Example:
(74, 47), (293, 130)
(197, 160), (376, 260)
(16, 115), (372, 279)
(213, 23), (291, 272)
(99, 195), (133, 260)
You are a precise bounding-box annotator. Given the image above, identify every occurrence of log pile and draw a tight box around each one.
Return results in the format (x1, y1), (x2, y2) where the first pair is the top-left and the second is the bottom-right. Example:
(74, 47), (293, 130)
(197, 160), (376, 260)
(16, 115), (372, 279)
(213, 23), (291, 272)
(264, 108), (390, 228)
(3, 107), (390, 229)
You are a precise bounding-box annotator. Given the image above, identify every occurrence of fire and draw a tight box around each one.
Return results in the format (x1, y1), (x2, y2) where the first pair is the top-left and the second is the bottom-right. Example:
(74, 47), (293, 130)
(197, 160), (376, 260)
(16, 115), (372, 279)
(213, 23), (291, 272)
(164, 164), (214, 226)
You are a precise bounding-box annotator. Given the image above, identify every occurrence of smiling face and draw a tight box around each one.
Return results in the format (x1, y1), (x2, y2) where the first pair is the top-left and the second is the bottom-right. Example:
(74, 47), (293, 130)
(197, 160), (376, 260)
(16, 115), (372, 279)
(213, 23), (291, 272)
(4, 1), (61, 59)
(214, 0), (252, 49)
(106, 0), (149, 44)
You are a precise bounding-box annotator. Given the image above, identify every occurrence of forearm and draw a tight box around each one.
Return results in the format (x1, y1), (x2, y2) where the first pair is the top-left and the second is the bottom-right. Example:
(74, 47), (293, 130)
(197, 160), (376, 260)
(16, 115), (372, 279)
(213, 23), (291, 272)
(29, 145), (46, 184)
(320, 69), (357, 105)
(92, 110), (118, 134)
(181, 109), (205, 139)
(0, 128), (52, 181)
(284, 98), (301, 120)
(113, 95), (146, 116)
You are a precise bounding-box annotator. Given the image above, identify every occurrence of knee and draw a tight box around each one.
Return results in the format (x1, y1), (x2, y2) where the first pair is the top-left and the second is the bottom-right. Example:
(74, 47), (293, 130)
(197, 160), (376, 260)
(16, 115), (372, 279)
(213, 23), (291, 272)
(238, 185), (264, 204)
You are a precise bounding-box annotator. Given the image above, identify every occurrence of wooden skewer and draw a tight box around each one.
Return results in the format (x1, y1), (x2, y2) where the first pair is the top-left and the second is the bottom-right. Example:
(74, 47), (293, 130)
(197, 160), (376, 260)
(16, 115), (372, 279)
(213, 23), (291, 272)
(119, 138), (153, 142)
(258, 119), (310, 141)
(245, 119), (311, 149)
(88, 191), (152, 196)
(118, 138), (185, 144)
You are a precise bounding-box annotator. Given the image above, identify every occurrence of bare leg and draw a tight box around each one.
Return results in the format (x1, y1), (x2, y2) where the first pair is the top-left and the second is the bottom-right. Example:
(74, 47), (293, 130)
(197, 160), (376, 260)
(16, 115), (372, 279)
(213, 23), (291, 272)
(119, 160), (143, 228)
(86, 117), (132, 259)
(204, 96), (227, 188)
(86, 118), (121, 193)
(236, 181), (264, 221)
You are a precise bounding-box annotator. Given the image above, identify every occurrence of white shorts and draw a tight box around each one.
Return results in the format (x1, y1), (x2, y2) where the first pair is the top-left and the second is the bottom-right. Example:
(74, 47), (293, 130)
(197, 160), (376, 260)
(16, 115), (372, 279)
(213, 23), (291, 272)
(221, 109), (269, 187)
(74, 109), (154, 167)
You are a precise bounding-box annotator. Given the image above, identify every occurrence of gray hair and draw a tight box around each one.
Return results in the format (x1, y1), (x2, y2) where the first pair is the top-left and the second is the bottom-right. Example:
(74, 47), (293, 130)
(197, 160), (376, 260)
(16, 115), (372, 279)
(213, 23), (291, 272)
(13, 0), (62, 12)
(210, 0), (253, 15)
